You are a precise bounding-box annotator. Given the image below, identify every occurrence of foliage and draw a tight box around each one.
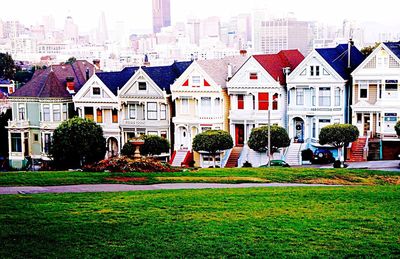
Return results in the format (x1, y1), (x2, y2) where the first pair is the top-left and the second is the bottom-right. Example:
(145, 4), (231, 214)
(83, 156), (179, 173)
(121, 142), (135, 157)
(49, 117), (106, 169)
(242, 161), (252, 168)
(0, 109), (11, 157)
(360, 42), (380, 57)
(319, 124), (359, 148)
(192, 130), (233, 167)
(0, 52), (16, 79)
(14, 70), (34, 86)
(0, 186), (399, 258)
(65, 57), (77, 64)
(248, 125), (290, 152)
(141, 135), (170, 156)
(301, 148), (313, 161)
(395, 121), (400, 137)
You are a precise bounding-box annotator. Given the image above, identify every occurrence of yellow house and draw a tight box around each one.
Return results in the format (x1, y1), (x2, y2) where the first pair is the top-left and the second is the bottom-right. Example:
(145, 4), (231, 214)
(170, 56), (247, 167)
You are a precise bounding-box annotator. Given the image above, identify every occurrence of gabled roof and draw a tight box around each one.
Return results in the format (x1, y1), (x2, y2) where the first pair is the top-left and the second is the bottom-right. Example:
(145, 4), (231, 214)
(316, 44), (365, 80)
(196, 56), (247, 86)
(253, 50), (304, 85)
(96, 67), (139, 95)
(142, 61), (192, 93)
(11, 60), (94, 98)
(384, 41), (400, 59)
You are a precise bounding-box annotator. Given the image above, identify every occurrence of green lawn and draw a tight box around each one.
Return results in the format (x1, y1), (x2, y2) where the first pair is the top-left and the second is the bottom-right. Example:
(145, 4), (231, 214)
(1, 186), (399, 257)
(0, 167), (399, 186)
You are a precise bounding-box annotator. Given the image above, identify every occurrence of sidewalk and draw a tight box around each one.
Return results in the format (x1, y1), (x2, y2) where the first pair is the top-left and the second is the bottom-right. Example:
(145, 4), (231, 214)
(0, 183), (342, 195)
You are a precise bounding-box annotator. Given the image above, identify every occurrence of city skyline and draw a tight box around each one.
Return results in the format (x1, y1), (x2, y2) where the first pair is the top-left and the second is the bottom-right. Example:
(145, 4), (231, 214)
(1, 0), (400, 34)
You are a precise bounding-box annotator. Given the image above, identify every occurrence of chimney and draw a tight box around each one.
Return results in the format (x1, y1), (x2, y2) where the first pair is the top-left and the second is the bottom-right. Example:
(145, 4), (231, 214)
(66, 76), (75, 93)
(283, 67), (291, 77)
(239, 49), (247, 56)
(93, 59), (101, 71)
(143, 54), (150, 66)
(85, 67), (90, 81)
(227, 63), (233, 80)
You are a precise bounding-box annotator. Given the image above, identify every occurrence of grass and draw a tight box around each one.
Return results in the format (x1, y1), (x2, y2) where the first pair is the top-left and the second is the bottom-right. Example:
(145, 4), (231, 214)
(0, 186), (399, 257)
(0, 167), (400, 186)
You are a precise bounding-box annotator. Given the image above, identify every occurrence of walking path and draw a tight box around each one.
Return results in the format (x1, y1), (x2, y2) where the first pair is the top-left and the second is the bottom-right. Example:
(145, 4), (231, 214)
(0, 183), (342, 195)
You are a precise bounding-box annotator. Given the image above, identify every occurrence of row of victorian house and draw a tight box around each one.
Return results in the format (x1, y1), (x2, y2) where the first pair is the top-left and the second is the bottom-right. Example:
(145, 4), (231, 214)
(6, 41), (400, 169)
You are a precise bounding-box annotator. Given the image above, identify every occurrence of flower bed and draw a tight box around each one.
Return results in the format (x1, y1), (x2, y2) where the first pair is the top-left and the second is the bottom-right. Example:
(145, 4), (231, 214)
(83, 156), (180, 173)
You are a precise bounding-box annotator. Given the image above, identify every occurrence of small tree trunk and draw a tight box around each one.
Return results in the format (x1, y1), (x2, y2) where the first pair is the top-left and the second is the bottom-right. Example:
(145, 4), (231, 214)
(212, 154), (216, 168)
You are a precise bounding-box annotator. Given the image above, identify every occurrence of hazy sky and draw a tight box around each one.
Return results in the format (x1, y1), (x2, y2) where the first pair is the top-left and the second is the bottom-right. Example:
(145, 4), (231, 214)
(1, 0), (400, 33)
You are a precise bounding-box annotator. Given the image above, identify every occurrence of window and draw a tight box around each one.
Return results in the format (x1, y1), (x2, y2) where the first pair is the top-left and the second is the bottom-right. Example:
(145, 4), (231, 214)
(312, 119), (316, 138)
(272, 93), (278, 110)
(192, 76), (201, 86)
(92, 87), (101, 95)
(311, 87), (316, 106)
(53, 104), (61, 121)
(319, 87), (331, 107)
(161, 131), (167, 139)
(318, 119), (331, 133)
(201, 97), (211, 114)
(84, 107), (94, 121)
(112, 109), (118, 123)
(148, 131), (158, 135)
(147, 102), (157, 120)
(359, 84), (368, 99)
(129, 104), (136, 119)
(237, 95), (244, 109)
(385, 80), (398, 91)
(97, 109), (103, 123)
(43, 104), (51, 121)
(214, 98), (220, 113)
(310, 66), (314, 76)
(249, 72), (258, 80)
(34, 134), (39, 142)
(62, 104), (68, 120)
(357, 113), (362, 123)
(160, 104), (167, 120)
(296, 89), (304, 105)
(138, 82), (147, 91)
(43, 133), (51, 154)
(11, 133), (22, 152)
(315, 66), (320, 76)
(18, 104), (25, 120)
(258, 93), (269, 110)
(335, 88), (341, 106)
(181, 98), (189, 114)
(323, 68), (330, 75)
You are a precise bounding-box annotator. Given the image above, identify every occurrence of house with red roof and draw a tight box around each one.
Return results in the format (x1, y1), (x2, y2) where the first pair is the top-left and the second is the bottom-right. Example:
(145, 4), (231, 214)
(226, 50), (304, 167)
(6, 60), (94, 169)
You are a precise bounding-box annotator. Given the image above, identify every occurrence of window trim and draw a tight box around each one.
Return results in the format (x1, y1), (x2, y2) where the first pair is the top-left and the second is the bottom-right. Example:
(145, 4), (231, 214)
(181, 98), (189, 114)
(237, 95), (244, 110)
(319, 87), (331, 107)
(147, 102), (158, 120)
(53, 104), (61, 122)
(138, 82), (147, 91)
(359, 83), (368, 99)
(43, 104), (51, 122)
(92, 87), (101, 96)
(296, 89), (304, 106)
(160, 104), (167, 120)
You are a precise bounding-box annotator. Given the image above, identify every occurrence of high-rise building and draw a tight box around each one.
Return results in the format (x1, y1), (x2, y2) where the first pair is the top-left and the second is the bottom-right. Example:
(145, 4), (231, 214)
(187, 19), (200, 46)
(64, 16), (79, 43)
(97, 12), (109, 45)
(152, 0), (171, 34)
(253, 12), (313, 55)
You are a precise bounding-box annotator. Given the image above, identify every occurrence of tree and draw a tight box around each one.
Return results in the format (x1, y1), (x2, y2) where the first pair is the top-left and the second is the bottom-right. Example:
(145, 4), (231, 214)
(360, 42), (380, 57)
(0, 52), (16, 80)
(319, 124), (359, 164)
(395, 121), (400, 137)
(49, 117), (106, 169)
(65, 57), (77, 64)
(141, 135), (170, 156)
(248, 125), (290, 153)
(192, 130), (233, 167)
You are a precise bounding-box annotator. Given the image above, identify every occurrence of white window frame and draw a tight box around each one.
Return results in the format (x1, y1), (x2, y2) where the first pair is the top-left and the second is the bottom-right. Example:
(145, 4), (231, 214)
(319, 87), (331, 107)
(129, 104), (136, 119)
(296, 88), (304, 106)
(138, 82), (147, 91)
(192, 76), (201, 86)
(359, 83), (368, 100)
(147, 102), (158, 120)
(201, 97), (212, 115)
(43, 104), (51, 122)
(18, 103), (26, 121)
(334, 87), (341, 107)
(160, 104), (167, 120)
(92, 87), (101, 96)
(53, 104), (61, 122)
(181, 98), (189, 114)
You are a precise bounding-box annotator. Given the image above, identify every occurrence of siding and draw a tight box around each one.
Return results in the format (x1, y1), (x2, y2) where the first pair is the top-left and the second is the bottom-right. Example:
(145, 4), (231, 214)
(354, 84), (359, 104)
(369, 84), (377, 104)
(222, 89), (230, 132)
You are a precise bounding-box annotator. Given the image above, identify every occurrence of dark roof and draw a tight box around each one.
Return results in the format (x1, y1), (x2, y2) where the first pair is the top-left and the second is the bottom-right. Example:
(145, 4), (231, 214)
(96, 67), (139, 95)
(316, 44), (365, 80)
(253, 50), (305, 85)
(11, 60), (94, 98)
(0, 78), (12, 85)
(384, 41), (400, 59)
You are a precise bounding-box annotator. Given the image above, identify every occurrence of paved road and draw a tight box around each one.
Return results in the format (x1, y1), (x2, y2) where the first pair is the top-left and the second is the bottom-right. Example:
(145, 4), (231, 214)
(0, 183), (342, 195)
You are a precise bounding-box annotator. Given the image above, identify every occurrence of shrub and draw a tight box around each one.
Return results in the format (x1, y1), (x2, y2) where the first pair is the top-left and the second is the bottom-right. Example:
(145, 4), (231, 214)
(242, 161), (252, 168)
(121, 142), (135, 157)
(395, 121), (400, 137)
(248, 125), (290, 152)
(301, 149), (313, 161)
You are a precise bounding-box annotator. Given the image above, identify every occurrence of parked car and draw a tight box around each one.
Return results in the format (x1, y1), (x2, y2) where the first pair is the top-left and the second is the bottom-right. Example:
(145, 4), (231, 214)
(311, 149), (335, 164)
(259, 160), (291, 167)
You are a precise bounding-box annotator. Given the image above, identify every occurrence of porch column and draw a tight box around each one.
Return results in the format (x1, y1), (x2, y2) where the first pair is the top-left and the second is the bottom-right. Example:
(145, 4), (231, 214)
(230, 123), (235, 145)
(244, 120), (248, 145)
(8, 131), (12, 156)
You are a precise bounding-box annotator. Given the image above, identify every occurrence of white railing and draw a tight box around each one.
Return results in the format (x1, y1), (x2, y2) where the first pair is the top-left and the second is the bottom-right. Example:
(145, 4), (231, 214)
(220, 148), (232, 168)
(363, 134), (369, 160)
(237, 145), (249, 167)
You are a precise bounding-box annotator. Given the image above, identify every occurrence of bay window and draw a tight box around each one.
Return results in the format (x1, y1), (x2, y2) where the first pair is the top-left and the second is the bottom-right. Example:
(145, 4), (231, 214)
(319, 87), (331, 107)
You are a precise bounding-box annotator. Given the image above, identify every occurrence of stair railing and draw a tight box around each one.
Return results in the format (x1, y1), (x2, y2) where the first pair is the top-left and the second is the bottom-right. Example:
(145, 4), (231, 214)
(221, 148), (232, 168)
(363, 135), (369, 161)
(237, 145), (248, 168)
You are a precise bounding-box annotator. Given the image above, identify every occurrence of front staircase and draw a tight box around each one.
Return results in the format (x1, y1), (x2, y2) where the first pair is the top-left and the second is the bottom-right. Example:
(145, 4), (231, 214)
(347, 137), (367, 162)
(171, 150), (190, 167)
(285, 143), (303, 166)
(225, 147), (243, 168)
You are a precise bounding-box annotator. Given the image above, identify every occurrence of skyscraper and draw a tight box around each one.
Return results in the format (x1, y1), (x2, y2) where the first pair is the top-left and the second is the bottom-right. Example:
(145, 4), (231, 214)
(152, 0), (171, 34)
(97, 12), (109, 45)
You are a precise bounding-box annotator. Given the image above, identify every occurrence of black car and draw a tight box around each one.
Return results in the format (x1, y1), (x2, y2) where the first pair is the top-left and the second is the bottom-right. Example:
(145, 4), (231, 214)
(311, 149), (335, 164)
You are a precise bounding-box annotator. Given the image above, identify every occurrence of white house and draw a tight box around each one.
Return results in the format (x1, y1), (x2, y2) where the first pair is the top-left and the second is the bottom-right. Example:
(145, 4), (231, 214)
(227, 50), (304, 167)
(351, 41), (400, 160)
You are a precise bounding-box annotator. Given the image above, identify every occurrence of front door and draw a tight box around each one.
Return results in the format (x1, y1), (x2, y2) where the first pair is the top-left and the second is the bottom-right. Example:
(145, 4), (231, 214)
(294, 119), (304, 142)
(364, 115), (370, 136)
(235, 124), (244, 146)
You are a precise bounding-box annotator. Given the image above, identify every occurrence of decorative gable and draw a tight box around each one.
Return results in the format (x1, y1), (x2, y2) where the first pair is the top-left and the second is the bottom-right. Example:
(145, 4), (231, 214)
(365, 56), (376, 69)
(119, 70), (165, 99)
(389, 55), (400, 68)
(73, 75), (117, 104)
